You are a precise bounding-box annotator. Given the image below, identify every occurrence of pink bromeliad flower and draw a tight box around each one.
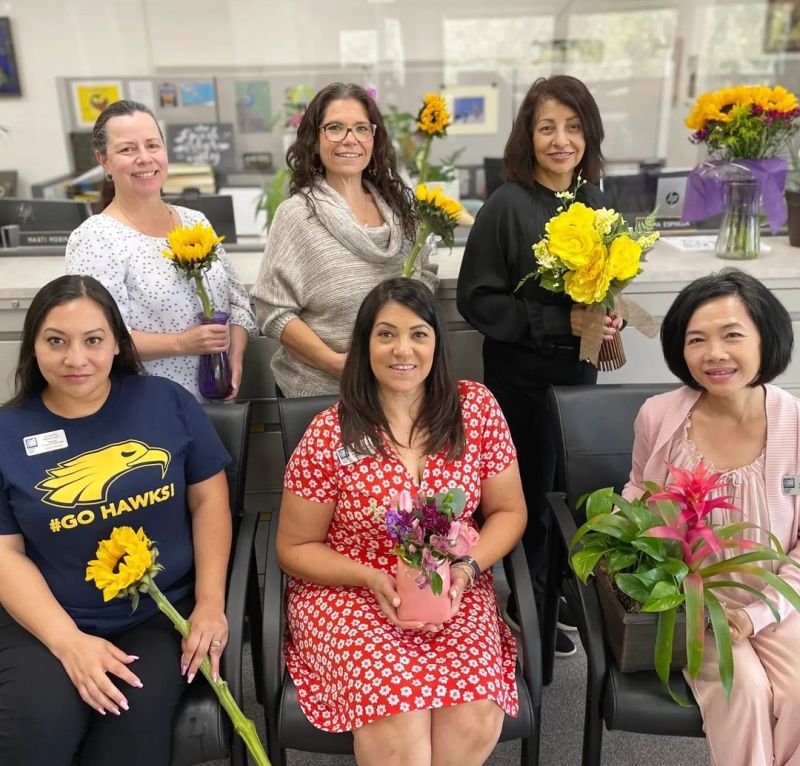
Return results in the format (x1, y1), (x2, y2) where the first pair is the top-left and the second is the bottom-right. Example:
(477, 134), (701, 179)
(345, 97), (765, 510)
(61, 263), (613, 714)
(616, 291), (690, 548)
(646, 463), (741, 567)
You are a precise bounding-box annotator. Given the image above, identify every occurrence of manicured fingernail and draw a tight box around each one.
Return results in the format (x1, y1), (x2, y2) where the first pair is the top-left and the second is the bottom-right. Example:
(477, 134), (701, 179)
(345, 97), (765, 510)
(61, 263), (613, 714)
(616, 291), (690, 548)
(134, 679), (143, 689)
(111, 707), (121, 716)
(392, 598), (400, 607)
(97, 708), (106, 716)
(181, 665), (187, 675)
(187, 672), (195, 684)
(128, 655), (139, 661)
(119, 700), (129, 711)
(213, 672), (220, 683)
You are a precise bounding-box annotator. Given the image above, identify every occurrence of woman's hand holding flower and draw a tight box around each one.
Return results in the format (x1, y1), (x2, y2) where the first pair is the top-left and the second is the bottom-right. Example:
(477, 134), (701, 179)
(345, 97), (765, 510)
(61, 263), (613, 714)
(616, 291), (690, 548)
(53, 629), (142, 715)
(177, 322), (229, 355)
(182, 602), (228, 683)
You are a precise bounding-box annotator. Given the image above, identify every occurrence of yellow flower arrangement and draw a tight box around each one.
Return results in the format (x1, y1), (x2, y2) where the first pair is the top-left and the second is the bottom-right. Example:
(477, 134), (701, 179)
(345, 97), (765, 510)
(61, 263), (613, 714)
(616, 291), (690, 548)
(162, 222), (225, 318)
(686, 84), (800, 159)
(86, 526), (270, 766)
(417, 93), (450, 137)
(402, 183), (469, 278)
(516, 177), (659, 369)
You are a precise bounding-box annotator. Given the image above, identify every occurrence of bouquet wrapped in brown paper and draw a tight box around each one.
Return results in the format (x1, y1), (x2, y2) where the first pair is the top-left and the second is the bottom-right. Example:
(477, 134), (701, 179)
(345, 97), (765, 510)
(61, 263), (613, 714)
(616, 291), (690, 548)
(517, 178), (660, 370)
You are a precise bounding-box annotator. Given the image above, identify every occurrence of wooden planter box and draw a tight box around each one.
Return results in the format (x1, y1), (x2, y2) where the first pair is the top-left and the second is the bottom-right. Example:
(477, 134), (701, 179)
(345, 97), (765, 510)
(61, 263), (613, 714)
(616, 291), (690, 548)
(595, 569), (687, 673)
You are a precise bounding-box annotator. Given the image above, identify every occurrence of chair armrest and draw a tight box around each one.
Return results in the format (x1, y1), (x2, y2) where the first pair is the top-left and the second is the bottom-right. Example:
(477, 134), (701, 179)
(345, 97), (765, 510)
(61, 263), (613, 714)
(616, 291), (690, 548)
(262, 515), (285, 727)
(547, 491), (609, 690)
(222, 505), (258, 703)
(503, 542), (542, 708)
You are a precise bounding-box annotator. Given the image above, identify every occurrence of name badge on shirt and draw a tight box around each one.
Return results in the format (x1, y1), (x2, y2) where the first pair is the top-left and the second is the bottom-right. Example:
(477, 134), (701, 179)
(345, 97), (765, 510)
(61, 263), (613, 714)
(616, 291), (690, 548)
(23, 429), (69, 456)
(335, 438), (376, 466)
(782, 475), (800, 496)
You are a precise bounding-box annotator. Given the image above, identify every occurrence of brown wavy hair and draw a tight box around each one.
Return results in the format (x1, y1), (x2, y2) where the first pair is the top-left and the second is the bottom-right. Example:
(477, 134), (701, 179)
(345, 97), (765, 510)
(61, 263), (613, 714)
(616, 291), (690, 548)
(339, 277), (464, 461)
(287, 83), (417, 242)
(503, 75), (605, 188)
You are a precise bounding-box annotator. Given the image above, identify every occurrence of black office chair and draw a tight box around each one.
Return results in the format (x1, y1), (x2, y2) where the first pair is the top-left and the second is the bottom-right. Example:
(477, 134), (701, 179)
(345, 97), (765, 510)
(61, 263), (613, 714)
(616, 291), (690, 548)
(544, 385), (704, 766)
(170, 402), (256, 766)
(262, 396), (541, 766)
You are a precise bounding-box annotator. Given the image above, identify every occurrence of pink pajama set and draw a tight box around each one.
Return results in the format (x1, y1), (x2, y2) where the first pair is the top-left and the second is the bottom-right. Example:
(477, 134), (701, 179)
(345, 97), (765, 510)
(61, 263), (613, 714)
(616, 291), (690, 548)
(623, 386), (800, 766)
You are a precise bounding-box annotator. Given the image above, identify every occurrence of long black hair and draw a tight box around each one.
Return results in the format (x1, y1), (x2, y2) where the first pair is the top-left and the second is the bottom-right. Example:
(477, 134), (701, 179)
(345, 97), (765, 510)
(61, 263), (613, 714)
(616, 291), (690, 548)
(503, 75), (605, 188)
(287, 82), (418, 242)
(4, 275), (143, 408)
(339, 277), (464, 460)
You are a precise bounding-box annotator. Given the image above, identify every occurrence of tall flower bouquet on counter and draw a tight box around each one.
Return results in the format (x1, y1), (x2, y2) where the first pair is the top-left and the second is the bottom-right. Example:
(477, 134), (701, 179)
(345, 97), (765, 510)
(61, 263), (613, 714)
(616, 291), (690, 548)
(570, 465), (800, 705)
(683, 84), (800, 259)
(516, 178), (660, 370)
(86, 527), (270, 765)
(400, 92), (471, 278)
(163, 222), (231, 399)
(379, 488), (476, 623)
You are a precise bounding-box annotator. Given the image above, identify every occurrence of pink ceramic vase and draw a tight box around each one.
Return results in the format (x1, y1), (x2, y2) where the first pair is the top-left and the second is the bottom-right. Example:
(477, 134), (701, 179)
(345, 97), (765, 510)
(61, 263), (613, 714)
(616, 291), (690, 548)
(395, 557), (451, 624)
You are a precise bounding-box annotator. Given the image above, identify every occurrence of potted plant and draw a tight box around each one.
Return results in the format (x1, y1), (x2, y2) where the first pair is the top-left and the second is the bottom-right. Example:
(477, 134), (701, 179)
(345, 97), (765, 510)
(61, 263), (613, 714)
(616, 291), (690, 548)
(570, 463), (800, 705)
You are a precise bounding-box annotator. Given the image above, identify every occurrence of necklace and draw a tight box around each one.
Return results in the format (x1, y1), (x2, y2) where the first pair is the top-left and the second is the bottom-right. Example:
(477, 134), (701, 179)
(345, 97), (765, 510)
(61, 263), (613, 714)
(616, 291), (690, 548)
(113, 200), (175, 236)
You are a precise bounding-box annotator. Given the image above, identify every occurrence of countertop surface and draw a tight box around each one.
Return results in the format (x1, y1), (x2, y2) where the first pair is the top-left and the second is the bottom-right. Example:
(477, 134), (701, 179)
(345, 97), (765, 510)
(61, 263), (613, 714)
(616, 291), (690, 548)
(2, 236), (799, 301)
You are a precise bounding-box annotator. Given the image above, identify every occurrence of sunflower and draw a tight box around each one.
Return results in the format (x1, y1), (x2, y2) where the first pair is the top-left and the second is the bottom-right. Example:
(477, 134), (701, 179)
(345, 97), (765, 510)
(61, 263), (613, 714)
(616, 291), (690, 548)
(162, 222), (224, 268)
(86, 526), (158, 602)
(417, 93), (450, 137)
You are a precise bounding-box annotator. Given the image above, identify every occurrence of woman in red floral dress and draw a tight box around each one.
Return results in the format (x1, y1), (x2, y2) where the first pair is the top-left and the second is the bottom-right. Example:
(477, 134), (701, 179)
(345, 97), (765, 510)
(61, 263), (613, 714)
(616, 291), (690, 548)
(277, 277), (527, 765)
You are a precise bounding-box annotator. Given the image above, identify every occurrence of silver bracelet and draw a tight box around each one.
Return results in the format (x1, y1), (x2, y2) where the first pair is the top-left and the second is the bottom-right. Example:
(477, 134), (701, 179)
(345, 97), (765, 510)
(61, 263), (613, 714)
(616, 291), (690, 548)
(451, 555), (481, 590)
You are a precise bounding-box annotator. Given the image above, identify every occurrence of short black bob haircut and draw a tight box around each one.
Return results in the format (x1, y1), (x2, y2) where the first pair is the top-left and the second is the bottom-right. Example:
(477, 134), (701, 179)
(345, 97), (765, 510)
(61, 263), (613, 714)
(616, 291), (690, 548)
(660, 268), (793, 389)
(339, 277), (465, 460)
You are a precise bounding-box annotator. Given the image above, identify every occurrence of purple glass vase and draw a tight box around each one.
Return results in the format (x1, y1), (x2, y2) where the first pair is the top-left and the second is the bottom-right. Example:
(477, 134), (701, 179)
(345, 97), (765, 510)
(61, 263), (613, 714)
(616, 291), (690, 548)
(197, 311), (232, 400)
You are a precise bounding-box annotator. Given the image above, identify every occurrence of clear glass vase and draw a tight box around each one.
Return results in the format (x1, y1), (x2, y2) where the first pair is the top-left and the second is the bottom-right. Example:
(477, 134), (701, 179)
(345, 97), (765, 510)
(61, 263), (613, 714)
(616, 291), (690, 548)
(197, 311), (232, 400)
(715, 177), (760, 260)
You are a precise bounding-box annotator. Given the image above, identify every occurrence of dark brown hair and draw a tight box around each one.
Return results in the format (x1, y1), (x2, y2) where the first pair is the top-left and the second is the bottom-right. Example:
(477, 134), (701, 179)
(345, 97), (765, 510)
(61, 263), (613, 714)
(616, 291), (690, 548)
(503, 75), (605, 187)
(92, 100), (165, 210)
(287, 83), (417, 242)
(661, 268), (793, 389)
(4, 275), (144, 408)
(339, 277), (464, 461)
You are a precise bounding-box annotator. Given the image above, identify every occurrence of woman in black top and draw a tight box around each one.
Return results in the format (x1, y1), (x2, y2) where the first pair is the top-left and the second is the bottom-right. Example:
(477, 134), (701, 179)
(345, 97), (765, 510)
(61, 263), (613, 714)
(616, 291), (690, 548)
(457, 75), (621, 657)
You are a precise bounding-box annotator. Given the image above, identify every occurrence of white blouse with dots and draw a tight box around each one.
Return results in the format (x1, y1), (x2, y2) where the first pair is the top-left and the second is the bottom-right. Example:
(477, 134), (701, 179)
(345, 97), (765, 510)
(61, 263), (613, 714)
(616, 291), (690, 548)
(65, 205), (257, 400)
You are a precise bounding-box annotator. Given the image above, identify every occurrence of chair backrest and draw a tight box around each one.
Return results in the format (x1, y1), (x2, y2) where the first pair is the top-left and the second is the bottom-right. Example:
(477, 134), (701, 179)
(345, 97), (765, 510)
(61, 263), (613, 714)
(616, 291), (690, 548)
(277, 395), (338, 459)
(201, 401), (252, 514)
(547, 384), (672, 516)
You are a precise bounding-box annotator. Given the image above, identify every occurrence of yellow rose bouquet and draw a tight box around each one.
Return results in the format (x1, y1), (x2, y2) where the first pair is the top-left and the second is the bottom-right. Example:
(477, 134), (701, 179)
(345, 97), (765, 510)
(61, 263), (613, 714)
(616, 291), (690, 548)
(517, 179), (660, 370)
(86, 526), (270, 765)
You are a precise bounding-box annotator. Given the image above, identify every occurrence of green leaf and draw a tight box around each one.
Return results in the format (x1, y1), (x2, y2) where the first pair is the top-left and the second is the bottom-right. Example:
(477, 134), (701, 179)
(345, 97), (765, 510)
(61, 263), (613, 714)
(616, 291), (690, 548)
(642, 580), (685, 612)
(699, 549), (789, 577)
(631, 536), (669, 561)
(634, 566), (673, 591)
(430, 571), (443, 596)
(613, 496), (661, 529)
(683, 573), (706, 678)
(606, 550), (638, 573)
(738, 567), (800, 614)
(584, 514), (638, 541)
(584, 487), (614, 520)
(705, 580), (781, 623)
(615, 573), (652, 603)
(659, 558), (690, 579)
(705, 591), (734, 699)
(654, 607), (692, 706)
(570, 548), (607, 582)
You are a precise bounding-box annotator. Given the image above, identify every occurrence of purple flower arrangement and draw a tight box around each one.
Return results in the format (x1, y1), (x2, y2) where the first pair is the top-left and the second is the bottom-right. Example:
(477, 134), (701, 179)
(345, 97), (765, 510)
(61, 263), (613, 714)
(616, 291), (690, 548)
(384, 488), (477, 595)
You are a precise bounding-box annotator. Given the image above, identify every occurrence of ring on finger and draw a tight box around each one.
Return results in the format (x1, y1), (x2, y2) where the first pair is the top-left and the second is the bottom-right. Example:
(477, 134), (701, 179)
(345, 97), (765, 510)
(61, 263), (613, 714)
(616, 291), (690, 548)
(210, 639), (223, 648)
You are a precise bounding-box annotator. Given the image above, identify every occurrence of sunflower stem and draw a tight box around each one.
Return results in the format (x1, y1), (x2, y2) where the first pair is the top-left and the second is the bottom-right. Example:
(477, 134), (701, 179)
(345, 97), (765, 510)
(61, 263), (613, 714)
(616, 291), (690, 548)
(418, 136), (433, 185)
(193, 271), (214, 319)
(402, 224), (430, 278)
(147, 581), (270, 766)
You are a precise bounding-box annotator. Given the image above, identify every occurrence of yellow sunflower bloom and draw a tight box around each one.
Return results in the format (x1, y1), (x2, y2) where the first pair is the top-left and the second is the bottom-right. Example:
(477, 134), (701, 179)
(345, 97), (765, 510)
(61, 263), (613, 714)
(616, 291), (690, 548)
(417, 93), (450, 136)
(563, 244), (612, 304)
(162, 222), (224, 268)
(86, 526), (153, 602)
(546, 202), (601, 270)
(607, 235), (642, 281)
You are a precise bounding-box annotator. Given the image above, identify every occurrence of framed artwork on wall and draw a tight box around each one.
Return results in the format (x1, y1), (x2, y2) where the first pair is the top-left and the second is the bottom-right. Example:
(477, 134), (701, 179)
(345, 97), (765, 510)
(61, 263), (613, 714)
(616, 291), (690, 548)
(765, 0), (800, 52)
(72, 81), (123, 127)
(0, 17), (21, 96)
(442, 85), (499, 136)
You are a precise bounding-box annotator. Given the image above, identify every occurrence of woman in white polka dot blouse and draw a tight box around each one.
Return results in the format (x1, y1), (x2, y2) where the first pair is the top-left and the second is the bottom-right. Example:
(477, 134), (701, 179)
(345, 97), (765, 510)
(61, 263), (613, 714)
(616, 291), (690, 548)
(65, 100), (257, 401)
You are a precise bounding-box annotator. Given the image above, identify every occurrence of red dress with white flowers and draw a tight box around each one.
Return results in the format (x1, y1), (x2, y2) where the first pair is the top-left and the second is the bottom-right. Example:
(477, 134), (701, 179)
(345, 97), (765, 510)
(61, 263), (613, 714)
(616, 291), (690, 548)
(283, 380), (520, 732)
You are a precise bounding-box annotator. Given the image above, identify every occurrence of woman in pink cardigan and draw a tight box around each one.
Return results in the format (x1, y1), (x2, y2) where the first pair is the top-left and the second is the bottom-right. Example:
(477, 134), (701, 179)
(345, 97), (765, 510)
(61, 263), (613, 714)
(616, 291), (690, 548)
(623, 269), (800, 766)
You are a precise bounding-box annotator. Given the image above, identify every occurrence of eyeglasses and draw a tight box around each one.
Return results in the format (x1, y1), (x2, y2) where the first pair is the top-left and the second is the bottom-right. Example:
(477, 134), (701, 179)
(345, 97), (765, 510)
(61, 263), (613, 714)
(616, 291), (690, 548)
(320, 122), (377, 143)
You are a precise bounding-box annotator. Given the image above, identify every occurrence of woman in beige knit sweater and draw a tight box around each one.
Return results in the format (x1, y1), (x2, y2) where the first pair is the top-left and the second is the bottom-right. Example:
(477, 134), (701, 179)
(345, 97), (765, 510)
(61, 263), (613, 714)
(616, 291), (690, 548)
(251, 82), (437, 397)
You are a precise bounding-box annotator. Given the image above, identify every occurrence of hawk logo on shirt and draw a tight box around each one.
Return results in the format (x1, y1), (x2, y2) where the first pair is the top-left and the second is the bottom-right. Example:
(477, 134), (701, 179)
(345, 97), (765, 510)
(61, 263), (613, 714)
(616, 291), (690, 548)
(36, 441), (171, 508)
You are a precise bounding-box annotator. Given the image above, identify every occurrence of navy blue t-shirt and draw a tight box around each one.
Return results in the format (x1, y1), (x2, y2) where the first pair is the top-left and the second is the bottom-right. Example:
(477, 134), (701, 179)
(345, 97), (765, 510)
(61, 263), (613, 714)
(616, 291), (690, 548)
(0, 374), (230, 636)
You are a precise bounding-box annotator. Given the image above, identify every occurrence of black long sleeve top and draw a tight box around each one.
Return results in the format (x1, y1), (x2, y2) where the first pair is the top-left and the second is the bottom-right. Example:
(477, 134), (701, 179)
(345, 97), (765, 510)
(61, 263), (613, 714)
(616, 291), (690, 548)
(457, 180), (608, 385)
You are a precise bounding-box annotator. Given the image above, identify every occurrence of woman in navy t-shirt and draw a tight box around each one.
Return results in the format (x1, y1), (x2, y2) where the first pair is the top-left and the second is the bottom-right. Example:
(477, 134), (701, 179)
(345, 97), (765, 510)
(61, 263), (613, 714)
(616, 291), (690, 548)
(0, 275), (231, 766)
